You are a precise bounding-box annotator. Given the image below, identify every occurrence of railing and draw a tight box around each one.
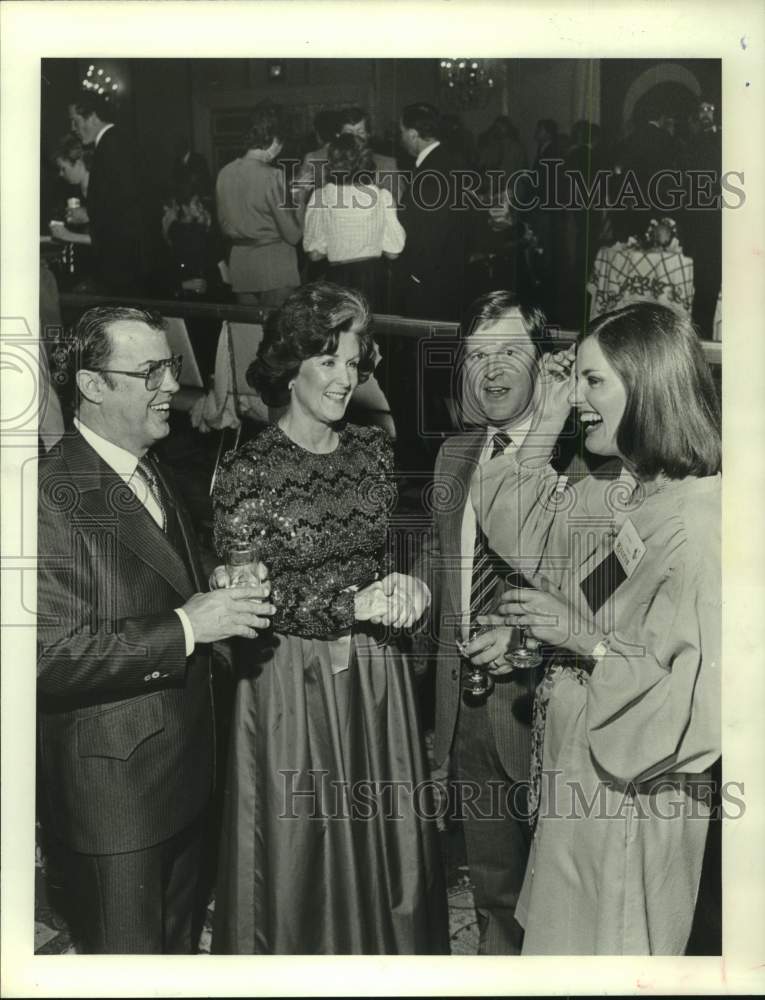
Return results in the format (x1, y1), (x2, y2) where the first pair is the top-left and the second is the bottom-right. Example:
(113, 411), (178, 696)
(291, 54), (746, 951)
(56, 292), (722, 366)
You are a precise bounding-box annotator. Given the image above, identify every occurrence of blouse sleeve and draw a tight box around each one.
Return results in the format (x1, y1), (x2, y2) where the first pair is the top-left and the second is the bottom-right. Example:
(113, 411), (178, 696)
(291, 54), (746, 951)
(471, 452), (612, 590)
(265, 170), (302, 246)
(380, 188), (406, 255)
(585, 548), (721, 783)
(302, 189), (328, 256)
(212, 448), (271, 561)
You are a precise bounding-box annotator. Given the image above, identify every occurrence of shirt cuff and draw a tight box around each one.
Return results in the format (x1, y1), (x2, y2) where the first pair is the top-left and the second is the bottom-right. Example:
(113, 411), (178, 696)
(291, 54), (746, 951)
(174, 607), (195, 657)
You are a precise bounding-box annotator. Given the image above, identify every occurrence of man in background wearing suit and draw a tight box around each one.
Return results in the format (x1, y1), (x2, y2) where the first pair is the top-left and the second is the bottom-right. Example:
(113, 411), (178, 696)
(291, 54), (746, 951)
(414, 291), (568, 954)
(396, 102), (467, 321)
(37, 306), (274, 953)
(68, 91), (145, 294)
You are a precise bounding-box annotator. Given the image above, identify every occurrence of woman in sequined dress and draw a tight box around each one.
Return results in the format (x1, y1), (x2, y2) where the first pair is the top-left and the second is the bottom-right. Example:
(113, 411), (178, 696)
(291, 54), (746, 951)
(211, 282), (449, 955)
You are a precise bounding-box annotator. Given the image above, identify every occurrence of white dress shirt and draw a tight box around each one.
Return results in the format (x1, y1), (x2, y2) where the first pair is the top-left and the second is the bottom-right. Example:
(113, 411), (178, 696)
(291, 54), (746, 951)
(74, 418), (195, 654)
(415, 140), (441, 169)
(459, 414), (534, 639)
(94, 123), (115, 147)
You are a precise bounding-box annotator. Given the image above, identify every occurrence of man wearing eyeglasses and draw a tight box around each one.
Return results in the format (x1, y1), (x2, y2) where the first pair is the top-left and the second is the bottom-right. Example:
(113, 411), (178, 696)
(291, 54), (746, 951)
(36, 305), (275, 953)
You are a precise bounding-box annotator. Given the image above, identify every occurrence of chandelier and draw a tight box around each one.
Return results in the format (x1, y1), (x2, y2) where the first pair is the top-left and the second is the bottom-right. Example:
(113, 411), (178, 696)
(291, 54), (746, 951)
(439, 59), (496, 109)
(81, 64), (121, 98)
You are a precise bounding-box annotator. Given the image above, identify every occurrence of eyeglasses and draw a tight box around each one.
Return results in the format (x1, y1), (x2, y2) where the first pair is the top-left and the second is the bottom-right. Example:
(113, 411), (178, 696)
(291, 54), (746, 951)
(92, 354), (183, 391)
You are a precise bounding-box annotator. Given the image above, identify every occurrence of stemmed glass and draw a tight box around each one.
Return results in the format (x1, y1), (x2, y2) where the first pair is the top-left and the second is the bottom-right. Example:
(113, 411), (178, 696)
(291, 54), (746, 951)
(457, 623), (495, 698)
(506, 625), (543, 669)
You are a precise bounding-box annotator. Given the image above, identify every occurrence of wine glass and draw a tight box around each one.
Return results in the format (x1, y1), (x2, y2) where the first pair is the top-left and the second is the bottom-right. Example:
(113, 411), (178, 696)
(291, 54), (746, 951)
(457, 623), (495, 698)
(502, 572), (544, 670)
(506, 625), (543, 670)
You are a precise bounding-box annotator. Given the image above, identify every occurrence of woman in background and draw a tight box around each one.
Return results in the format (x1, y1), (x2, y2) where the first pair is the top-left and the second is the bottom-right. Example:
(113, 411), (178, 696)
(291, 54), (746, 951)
(50, 134), (92, 249)
(212, 282), (448, 955)
(303, 133), (405, 313)
(473, 303), (721, 954)
(215, 105), (302, 307)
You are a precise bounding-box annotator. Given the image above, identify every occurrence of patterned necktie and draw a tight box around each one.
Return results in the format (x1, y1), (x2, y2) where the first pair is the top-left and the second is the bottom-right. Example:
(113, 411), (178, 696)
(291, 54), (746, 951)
(134, 456), (166, 532)
(469, 431), (514, 627)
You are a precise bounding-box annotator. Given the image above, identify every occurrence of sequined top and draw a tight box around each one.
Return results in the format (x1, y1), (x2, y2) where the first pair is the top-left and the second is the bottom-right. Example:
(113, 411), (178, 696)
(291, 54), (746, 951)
(213, 423), (396, 638)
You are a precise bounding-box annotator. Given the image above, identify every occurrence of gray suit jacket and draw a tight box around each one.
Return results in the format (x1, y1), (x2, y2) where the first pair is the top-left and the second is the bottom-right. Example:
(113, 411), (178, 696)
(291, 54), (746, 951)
(415, 431), (539, 782)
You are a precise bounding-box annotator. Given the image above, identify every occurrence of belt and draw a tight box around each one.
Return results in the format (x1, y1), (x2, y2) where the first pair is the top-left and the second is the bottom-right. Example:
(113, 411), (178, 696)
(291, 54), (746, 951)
(229, 238), (277, 248)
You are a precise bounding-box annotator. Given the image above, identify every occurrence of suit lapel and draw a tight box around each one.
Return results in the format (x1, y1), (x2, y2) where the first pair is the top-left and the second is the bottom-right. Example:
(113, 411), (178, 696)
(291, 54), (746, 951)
(64, 432), (195, 600)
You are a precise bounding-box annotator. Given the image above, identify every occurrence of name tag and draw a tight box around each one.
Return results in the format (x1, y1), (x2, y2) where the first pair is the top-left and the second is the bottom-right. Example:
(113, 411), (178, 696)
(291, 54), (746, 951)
(613, 518), (646, 579)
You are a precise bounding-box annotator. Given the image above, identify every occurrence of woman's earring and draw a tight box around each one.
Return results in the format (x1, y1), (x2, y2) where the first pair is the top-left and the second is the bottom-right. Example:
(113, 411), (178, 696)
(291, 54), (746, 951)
(288, 380), (294, 391)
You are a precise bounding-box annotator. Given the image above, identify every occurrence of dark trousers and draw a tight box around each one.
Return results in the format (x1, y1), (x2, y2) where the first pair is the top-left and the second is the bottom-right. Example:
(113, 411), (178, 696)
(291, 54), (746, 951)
(56, 814), (208, 954)
(452, 698), (531, 955)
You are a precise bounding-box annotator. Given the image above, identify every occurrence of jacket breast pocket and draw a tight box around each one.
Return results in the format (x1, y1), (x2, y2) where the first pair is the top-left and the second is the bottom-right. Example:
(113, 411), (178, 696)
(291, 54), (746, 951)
(77, 696), (165, 761)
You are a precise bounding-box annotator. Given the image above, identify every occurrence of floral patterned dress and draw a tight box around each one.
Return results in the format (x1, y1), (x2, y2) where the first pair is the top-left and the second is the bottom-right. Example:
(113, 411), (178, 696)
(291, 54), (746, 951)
(211, 423), (448, 955)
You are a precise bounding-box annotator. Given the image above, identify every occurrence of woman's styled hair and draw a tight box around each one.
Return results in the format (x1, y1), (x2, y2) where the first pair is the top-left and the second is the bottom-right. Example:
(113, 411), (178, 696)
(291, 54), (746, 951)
(243, 104), (282, 153)
(247, 282), (376, 407)
(582, 303), (721, 478)
(326, 133), (376, 186)
(55, 133), (92, 170)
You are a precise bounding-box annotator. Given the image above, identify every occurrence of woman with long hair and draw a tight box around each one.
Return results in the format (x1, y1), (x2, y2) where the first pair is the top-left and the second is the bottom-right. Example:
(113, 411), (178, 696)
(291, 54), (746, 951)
(472, 303), (721, 954)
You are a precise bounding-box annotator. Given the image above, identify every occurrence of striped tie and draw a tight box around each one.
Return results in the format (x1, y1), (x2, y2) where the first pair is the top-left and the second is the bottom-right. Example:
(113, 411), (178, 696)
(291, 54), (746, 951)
(469, 431), (514, 628)
(134, 456), (167, 532)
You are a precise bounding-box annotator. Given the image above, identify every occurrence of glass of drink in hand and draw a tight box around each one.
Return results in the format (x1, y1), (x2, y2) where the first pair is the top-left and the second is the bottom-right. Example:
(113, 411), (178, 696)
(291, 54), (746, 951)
(225, 544), (261, 589)
(507, 625), (543, 669)
(457, 623), (495, 698)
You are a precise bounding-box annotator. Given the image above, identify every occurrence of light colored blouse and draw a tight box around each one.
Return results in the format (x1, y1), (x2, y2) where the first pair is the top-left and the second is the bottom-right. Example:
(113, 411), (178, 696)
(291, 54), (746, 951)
(303, 182), (405, 263)
(472, 457), (721, 953)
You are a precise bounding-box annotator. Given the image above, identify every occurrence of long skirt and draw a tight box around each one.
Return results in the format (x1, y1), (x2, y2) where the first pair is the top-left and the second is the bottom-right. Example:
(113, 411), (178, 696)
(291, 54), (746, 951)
(212, 627), (450, 954)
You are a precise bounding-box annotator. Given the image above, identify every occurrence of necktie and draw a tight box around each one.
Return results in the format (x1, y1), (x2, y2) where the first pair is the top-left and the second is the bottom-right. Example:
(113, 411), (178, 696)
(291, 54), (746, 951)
(469, 431), (514, 627)
(133, 456), (166, 532)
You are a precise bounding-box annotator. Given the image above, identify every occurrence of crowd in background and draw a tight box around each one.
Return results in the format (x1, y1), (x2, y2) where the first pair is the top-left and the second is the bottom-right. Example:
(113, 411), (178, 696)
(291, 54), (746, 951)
(35, 81), (723, 959)
(43, 85), (722, 337)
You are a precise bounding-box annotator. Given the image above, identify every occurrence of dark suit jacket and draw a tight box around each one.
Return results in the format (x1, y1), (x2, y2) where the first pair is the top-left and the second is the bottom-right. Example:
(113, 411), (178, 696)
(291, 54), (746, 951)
(397, 143), (468, 320)
(36, 430), (213, 855)
(87, 126), (144, 293)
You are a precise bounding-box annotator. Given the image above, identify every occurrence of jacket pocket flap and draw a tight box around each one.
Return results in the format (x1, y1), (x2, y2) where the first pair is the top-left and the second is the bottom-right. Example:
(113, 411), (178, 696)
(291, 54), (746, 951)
(77, 697), (165, 761)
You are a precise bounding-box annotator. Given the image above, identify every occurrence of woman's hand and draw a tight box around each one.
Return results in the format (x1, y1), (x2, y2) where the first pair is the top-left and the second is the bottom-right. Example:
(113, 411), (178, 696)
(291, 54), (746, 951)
(375, 573), (431, 629)
(354, 574), (430, 628)
(49, 221), (71, 241)
(531, 345), (576, 434)
(354, 581), (393, 622)
(498, 586), (603, 657)
(463, 620), (517, 675)
(65, 205), (89, 226)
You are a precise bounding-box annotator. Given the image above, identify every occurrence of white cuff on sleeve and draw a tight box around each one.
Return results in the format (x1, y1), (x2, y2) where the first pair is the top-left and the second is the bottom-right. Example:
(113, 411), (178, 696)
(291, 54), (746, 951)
(174, 607), (195, 657)
(590, 637), (610, 663)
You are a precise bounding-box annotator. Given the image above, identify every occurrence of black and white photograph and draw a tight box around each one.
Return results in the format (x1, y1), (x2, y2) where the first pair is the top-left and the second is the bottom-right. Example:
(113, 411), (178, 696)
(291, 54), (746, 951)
(1, 1), (763, 996)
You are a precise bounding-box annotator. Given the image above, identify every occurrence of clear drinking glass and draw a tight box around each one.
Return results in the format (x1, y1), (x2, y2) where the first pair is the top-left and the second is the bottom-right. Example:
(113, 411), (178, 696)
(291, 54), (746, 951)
(225, 544), (260, 588)
(506, 625), (543, 669)
(457, 623), (495, 698)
